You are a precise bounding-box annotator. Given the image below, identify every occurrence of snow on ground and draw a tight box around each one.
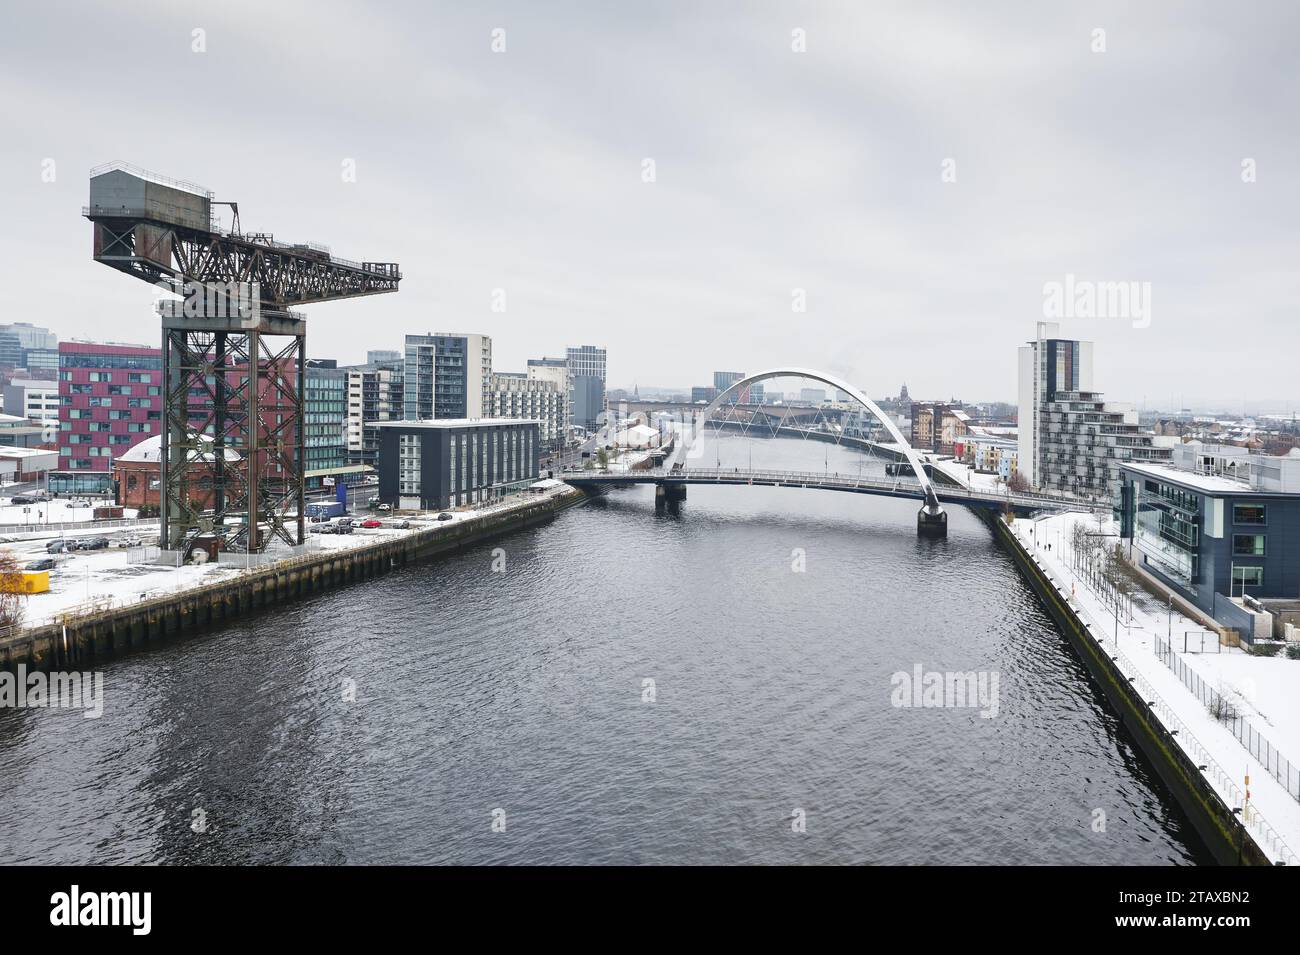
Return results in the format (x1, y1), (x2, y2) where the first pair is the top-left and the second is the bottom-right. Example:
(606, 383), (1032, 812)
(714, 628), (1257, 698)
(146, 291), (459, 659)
(928, 457), (1009, 493)
(10, 488), (574, 628)
(1011, 511), (1300, 865)
(0, 497), (139, 527)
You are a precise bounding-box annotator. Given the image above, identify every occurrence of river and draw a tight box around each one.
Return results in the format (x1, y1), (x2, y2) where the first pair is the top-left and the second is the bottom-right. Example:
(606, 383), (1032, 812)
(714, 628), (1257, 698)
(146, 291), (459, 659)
(0, 434), (1208, 864)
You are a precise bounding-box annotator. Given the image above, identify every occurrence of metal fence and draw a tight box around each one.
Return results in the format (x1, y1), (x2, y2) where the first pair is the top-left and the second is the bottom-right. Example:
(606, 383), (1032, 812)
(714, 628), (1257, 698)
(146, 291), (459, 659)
(1020, 524), (1297, 865)
(1153, 635), (1300, 802)
(0, 517), (157, 536)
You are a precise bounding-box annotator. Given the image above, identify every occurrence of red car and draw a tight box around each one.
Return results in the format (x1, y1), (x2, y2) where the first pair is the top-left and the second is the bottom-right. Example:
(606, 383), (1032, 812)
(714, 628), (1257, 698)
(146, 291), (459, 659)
(360, 518), (383, 528)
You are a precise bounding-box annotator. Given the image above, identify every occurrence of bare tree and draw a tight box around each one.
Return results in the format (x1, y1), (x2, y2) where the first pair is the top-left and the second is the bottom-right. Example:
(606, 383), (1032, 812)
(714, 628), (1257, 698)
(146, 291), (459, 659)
(0, 549), (29, 631)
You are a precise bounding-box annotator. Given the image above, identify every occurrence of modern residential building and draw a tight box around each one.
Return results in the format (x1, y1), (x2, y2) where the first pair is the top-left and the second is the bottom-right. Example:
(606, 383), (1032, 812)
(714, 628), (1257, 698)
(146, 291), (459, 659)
(54, 340), (163, 493)
(366, 349), (402, 366)
(305, 363), (358, 489)
(403, 333), (493, 420)
(343, 361), (404, 469)
(691, 385), (718, 404)
(957, 433), (1020, 482)
(567, 344), (606, 384)
(571, 375), (606, 433)
(527, 358), (571, 432)
(489, 372), (565, 450)
(374, 418), (541, 510)
(1040, 390), (1173, 498)
(800, 387), (827, 404)
(1017, 322), (1093, 487)
(566, 345), (606, 432)
(1117, 448), (1300, 636)
(3, 378), (59, 425)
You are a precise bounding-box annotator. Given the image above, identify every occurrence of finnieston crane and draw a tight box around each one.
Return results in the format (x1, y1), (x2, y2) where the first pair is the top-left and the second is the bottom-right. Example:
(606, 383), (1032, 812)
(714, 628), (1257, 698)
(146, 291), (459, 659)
(83, 162), (401, 554)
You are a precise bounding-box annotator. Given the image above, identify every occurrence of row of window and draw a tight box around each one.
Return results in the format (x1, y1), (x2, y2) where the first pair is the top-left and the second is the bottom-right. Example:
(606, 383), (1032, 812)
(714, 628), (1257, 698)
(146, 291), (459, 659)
(65, 408), (158, 420)
(60, 355), (162, 371)
(65, 384), (156, 397)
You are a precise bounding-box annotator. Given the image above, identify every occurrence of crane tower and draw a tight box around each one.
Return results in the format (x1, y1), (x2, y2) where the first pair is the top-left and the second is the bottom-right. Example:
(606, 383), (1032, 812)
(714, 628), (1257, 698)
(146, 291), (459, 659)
(83, 162), (401, 553)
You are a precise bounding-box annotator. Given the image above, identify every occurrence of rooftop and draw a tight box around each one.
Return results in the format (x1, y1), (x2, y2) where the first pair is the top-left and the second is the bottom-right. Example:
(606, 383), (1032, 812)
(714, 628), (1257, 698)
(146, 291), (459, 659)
(372, 418), (541, 430)
(0, 446), (56, 458)
(1120, 461), (1291, 495)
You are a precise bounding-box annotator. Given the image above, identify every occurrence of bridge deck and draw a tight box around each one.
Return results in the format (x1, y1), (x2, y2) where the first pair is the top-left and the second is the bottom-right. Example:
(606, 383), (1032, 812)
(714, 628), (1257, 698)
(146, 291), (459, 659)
(563, 467), (1102, 513)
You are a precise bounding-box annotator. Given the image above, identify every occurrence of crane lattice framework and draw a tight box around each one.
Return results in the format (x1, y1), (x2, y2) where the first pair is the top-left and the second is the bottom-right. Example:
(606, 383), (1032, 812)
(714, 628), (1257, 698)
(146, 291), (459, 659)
(83, 162), (401, 553)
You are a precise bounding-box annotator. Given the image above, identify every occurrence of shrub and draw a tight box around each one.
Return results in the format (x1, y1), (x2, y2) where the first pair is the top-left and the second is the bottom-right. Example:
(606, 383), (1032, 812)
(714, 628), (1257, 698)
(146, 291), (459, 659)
(1248, 641), (1284, 658)
(1209, 694), (1239, 722)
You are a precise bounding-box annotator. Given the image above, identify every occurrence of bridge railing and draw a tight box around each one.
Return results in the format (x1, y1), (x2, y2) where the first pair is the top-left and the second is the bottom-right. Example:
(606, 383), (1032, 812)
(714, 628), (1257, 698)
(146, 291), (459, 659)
(567, 466), (1096, 510)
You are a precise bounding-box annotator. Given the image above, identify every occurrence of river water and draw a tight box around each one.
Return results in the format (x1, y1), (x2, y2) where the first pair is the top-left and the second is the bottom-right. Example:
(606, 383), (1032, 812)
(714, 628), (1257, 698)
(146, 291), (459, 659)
(0, 435), (1208, 864)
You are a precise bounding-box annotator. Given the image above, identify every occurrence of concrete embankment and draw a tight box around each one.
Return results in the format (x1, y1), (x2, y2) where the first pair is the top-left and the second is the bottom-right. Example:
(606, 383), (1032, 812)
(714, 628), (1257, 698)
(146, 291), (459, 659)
(0, 489), (585, 673)
(979, 508), (1270, 865)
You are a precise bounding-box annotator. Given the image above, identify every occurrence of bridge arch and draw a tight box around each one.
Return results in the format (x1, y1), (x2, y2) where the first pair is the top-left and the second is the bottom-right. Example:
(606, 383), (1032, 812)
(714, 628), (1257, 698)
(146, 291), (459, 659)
(688, 367), (942, 513)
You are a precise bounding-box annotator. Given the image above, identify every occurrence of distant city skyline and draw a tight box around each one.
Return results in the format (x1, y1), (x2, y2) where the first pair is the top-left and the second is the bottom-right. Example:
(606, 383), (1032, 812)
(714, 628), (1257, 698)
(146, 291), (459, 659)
(5, 2), (1299, 411)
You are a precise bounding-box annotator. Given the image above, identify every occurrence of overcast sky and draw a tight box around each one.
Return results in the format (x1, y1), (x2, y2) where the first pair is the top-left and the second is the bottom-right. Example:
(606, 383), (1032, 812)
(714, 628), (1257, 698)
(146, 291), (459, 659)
(3, 1), (1297, 411)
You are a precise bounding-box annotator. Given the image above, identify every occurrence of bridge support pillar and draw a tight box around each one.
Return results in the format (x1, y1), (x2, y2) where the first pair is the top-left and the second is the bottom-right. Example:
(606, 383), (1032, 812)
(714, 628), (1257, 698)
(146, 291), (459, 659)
(656, 483), (687, 507)
(917, 504), (947, 539)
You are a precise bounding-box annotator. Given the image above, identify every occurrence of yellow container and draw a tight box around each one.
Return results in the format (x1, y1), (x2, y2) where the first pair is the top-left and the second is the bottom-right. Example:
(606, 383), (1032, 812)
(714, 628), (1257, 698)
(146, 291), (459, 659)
(19, 571), (49, 594)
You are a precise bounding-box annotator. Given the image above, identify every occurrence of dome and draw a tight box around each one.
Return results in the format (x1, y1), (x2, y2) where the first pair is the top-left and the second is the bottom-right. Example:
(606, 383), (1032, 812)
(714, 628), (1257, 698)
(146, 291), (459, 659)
(116, 433), (240, 464)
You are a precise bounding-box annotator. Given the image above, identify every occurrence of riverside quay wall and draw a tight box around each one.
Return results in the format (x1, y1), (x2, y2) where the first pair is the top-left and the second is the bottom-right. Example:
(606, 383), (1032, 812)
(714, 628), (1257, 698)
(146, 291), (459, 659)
(979, 507), (1272, 866)
(0, 488), (585, 672)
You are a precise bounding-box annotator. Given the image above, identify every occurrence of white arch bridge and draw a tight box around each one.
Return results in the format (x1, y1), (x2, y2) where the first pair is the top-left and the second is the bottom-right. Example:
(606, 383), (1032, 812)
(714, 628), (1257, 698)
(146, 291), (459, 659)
(564, 367), (1101, 537)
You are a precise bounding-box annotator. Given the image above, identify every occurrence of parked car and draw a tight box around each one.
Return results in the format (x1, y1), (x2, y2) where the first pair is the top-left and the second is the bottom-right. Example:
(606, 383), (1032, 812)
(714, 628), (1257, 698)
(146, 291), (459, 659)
(110, 536), (144, 548)
(25, 558), (56, 571)
(309, 524), (335, 535)
(84, 537), (110, 550)
(392, 519), (412, 529)
(360, 518), (382, 528)
(46, 539), (72, 554)
(10, 495), (38, 505)
(377, 503), (392, 512)
(335, 522), (353, 535)
(436, 512), (454, 522)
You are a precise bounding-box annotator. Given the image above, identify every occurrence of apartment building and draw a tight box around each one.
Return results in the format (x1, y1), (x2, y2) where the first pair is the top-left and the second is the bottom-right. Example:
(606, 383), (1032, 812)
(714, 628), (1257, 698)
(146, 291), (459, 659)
(403, 333), (493, 420)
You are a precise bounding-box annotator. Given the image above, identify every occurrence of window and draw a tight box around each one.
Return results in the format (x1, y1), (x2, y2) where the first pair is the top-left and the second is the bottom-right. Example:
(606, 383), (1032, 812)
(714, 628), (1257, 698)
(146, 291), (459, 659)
(1232, 565), (1264, 590)
(1233, 503), (1266, 525)
(1233, 534), (1265, 556)
(398, 432), (422, 495)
